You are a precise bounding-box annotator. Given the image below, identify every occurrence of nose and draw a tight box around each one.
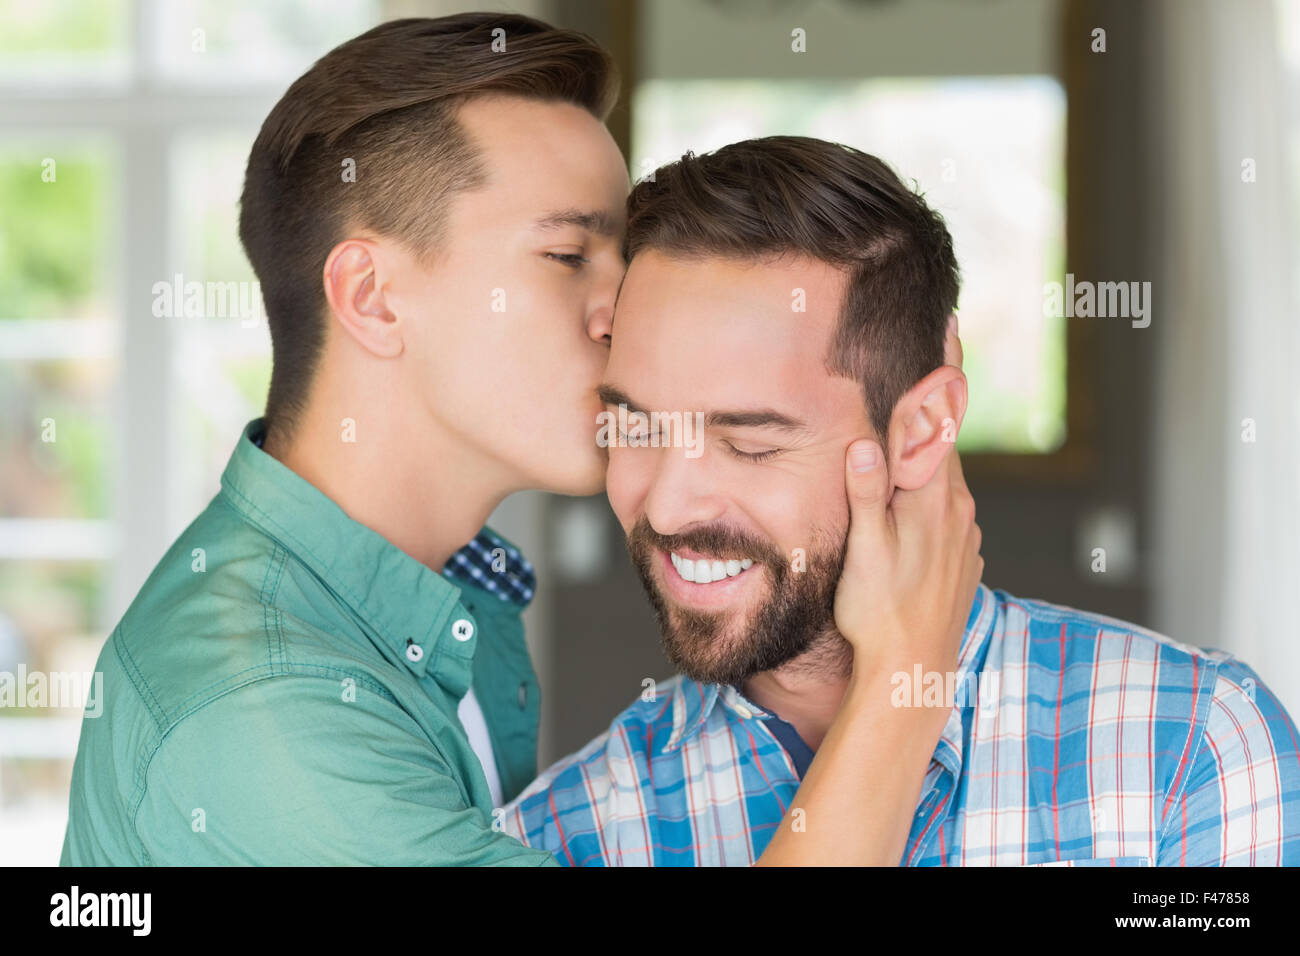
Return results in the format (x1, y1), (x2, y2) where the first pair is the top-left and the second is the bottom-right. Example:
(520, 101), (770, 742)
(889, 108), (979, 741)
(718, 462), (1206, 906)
(585, 254), (623, 346)
(586, 302), (612, 346)
(640, 446), (727, 540)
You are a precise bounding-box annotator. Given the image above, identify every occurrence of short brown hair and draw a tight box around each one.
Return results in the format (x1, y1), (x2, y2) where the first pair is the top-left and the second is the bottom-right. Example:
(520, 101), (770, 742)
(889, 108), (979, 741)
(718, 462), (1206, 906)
(624, 136), (959, 442)
(239, 14), (619, 442)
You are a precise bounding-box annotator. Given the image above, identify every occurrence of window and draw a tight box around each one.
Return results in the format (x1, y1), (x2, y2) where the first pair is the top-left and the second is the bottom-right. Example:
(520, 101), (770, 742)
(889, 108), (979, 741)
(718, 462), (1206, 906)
(0, 0), (379, 866)
(632, 76), (1068, 453)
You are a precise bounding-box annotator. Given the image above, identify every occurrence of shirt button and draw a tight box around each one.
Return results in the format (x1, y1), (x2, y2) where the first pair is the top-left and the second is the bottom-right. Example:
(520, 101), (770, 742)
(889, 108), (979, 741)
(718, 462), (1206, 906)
(405, 642), (424, 662)
(451, 618), (475, 642)
(734, 704), (752, 719)
(518, 683), (528, 709)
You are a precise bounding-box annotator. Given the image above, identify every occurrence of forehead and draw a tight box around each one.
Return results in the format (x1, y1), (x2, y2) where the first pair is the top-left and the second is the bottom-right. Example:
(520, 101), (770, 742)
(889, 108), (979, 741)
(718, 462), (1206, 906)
(608, 250), (857, 415)
(453, 94), (627, 214)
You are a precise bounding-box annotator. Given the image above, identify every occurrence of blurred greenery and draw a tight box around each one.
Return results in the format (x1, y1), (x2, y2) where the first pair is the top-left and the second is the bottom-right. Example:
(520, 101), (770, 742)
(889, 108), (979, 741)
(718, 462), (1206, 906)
(0, 145), (112, 319)
(0, 560), (104, 665)
(0, 0), (126, 55)
(40, 393), (111, 519)
(225, 355), (272, 410)
(1, 361), (112, 520)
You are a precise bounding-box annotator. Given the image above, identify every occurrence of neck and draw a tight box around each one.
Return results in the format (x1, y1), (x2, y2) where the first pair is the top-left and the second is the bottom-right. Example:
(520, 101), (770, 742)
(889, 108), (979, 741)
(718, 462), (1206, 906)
(261, 352), (518, 574)
(740, 632), (853, 751)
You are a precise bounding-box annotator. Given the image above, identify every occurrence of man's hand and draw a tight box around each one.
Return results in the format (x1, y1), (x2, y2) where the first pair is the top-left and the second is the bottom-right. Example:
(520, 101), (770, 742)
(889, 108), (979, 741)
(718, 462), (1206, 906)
(755, 314), (984, 866)
(833, 313), (982, 684)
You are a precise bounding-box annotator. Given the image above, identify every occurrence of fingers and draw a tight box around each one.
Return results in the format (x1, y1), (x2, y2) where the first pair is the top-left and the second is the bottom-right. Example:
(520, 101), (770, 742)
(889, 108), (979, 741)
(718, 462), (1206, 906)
(944, 313), (963, 369)
(881, 313), (963, 522)
(891, 429), (959, 519)
(961, 515), (985, 618)
(843, 439), (891, 556)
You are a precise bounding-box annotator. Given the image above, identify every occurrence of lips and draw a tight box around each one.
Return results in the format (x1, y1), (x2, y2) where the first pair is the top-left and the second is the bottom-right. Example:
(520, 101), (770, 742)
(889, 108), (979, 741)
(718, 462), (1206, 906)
(650, 544), (768, 614)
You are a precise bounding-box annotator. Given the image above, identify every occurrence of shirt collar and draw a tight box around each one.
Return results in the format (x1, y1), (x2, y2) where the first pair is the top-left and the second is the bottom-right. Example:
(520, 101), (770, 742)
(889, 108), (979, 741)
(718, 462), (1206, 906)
(663, 581), (999, 773)
(664, 680), (780, 753)
(219, 418), (476, 696)
(441, 528), (537, 610)
(665, 679), (720, 752)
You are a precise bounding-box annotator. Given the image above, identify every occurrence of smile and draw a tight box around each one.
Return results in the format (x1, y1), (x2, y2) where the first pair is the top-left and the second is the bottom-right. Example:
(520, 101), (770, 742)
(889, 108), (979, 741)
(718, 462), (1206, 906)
(669, 550), (755, 584)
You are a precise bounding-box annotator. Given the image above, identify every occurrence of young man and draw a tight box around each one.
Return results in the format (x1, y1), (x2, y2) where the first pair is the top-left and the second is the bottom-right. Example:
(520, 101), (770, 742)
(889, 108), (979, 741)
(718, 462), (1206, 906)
(60, 15), (979, 865)
(500, 136), (1300, 866)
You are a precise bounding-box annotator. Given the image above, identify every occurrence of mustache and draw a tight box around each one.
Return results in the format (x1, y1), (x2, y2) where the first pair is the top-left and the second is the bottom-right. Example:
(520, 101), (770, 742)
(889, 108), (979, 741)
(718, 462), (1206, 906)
(626, 515), (785, 570)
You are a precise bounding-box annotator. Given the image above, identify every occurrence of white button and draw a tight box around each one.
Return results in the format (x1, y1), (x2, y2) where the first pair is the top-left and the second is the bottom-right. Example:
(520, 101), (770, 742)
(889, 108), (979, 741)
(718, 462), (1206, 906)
(405, 642), (424, 662)
(733, 704), (752, 719)
(452, 618), (475, 642)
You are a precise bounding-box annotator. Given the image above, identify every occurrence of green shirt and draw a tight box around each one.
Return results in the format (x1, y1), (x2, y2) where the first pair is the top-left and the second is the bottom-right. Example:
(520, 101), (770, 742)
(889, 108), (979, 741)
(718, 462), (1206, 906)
(60, 419), (558, 866)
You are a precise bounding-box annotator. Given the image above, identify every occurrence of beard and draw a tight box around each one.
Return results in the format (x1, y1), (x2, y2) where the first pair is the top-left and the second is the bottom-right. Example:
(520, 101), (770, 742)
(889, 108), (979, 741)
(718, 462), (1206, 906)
(626, 515), (853, 686)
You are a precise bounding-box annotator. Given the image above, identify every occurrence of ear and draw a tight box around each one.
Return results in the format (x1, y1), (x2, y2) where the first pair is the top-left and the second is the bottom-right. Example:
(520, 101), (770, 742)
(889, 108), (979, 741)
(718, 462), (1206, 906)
(321, 238), (404, 358)
(886, 364), (968, 491)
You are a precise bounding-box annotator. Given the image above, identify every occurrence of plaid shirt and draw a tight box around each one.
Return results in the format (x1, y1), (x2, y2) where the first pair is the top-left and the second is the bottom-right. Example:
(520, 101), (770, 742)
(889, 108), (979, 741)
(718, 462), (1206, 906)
(501, 582), (1300, 866)
(442, 529), (536, 606)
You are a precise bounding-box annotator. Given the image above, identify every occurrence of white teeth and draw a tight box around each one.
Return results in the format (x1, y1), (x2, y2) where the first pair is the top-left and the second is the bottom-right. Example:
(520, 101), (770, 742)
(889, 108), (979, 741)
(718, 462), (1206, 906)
(669, 551), (755, 584)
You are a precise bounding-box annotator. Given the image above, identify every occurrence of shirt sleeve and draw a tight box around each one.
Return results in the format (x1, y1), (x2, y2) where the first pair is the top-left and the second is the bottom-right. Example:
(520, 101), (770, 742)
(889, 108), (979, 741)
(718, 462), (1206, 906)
(499, 730), (624, 867)
(1158, 657), (1300, 866)
(133, 673), (559, 866)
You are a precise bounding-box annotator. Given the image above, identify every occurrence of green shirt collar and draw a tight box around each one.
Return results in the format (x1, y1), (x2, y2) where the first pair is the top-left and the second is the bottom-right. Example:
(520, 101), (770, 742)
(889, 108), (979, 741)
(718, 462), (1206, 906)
(218, 418), (476, 695)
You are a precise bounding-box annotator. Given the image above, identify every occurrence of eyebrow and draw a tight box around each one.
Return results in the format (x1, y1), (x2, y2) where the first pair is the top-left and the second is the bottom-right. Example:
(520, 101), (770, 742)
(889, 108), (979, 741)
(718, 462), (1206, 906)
(535, 207), (623, 238)
(597, 384), (809, 433)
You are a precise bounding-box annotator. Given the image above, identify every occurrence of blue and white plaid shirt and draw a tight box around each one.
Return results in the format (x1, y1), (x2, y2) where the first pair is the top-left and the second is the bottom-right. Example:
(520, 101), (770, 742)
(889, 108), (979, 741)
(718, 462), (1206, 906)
(501, 582), (1300, 866)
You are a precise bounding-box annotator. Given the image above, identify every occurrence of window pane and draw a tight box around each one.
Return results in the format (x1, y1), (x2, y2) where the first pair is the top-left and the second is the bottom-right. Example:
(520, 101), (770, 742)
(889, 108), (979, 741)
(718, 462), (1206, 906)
(633, 77), (1067, 454)
(0, 358), (117, 521)
(1278, 0), (1300, 305)
(0, 139), (117, 322)
(0, 559), (105, 865)
(0, 126), (118, 860)
(0, 560), (105, 669)
(0, 0), (130, 86)
(171, 131), (260, 286)
(150, 0), (381, 85)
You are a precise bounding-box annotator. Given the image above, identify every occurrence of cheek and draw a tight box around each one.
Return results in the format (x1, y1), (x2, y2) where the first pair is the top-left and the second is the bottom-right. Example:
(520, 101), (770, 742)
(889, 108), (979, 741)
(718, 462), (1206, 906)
(499, 276), (602, 372)
(738, 467), (847, 557)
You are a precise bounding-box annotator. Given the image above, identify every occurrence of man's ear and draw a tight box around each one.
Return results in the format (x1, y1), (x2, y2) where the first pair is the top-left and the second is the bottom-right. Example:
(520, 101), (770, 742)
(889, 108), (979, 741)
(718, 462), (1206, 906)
(321, 237), (404, 359)
(886, 364), (968, 491)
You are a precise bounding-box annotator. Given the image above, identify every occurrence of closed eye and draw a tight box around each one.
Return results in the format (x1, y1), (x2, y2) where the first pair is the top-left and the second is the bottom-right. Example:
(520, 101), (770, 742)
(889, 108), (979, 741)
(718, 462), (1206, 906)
(725, 442), (781, 463)
(545, 252), (590, 268)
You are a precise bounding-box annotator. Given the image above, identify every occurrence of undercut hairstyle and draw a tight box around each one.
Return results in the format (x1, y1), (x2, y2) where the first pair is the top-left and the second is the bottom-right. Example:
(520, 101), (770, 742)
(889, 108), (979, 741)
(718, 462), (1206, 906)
(623, 136), (960, 443)
(239, 14), (619, 443)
